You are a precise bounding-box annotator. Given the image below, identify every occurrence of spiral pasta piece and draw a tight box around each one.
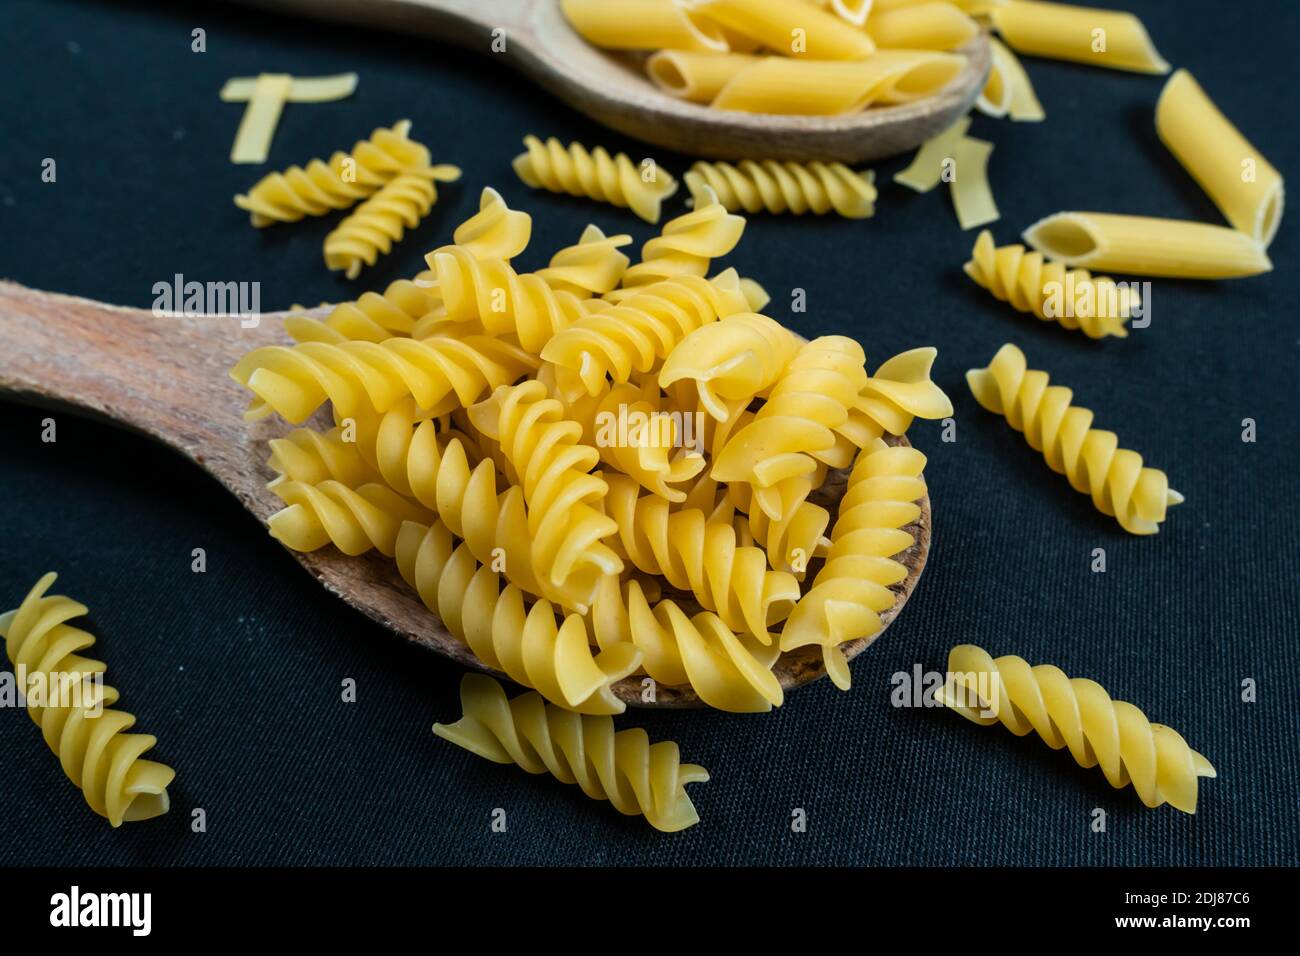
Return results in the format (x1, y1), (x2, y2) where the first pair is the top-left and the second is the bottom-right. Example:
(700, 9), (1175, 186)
(288, 187), (533, 345)
(541, 273), (751, 400)
(606, 183), (746, 299)
(230, 330), (538, 423)
(513, 135), (679, 223)
(589, 576), (783, 713)
(853, 345), (955, 441)
(686, 160), (877, 219)
(323, 166), (462, 279)
(964, 230), (1136, 339)
(937, 644), (1216, 813)
(967, 343), (1183, 534)
(266, 476), (434, 556)
(469, 381), (623, 606)
(0, 573), (175, 827)
(605, 472), (799, 640)
(397, 522), (641, 714)
(234, 120), (431, 226)
(533, 224), (634, 298)
(659, 312), (800, 421)
(588, 382), (705, 500)
(267, 424), (379, 485)
(434, 674), (707, 831)
(779, 439), (926, 690)
(713, 335), (869, 521)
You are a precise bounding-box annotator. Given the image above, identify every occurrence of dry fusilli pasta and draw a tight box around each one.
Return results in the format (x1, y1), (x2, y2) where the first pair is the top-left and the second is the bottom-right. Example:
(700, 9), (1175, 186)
(964, 230), (1137, 339)
(513, 135), (679, 223)
(234, 120), (431, 226)
(938, 644), (1216, 813)
(0, 573), (175, 827)
(967, 343), (1182, 534)
(434, 674), (708, 831)
(686, 160), (877, 219)
(323, 165), (462, 279)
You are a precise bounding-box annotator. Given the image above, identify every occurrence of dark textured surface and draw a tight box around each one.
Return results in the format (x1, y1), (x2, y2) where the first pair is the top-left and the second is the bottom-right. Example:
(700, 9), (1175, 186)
(0, 0), (1296, 866)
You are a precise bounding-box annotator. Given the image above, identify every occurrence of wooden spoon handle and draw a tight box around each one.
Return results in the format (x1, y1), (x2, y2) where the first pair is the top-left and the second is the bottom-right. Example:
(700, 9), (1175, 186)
(0, 281), (283, 482)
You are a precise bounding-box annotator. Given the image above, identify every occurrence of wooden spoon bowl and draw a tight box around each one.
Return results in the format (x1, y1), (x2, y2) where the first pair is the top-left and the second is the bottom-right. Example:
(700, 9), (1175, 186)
(0, 282), (930, 707)
(235, 0), (991, 163)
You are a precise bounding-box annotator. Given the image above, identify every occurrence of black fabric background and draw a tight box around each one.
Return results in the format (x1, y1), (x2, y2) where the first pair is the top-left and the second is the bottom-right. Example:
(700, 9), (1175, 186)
(1, 0), (1296, 866)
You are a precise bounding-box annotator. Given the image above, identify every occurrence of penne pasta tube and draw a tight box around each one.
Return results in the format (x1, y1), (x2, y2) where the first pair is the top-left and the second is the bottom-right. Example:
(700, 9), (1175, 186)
(875, 0), (1006, 12)
(1023, 212), (1272, 279)
(977, 36), (1044, 121)
(710, 50), (964, 114)
(1156, 69), (1284, 247)
(894, 115), (970, 191)
(691, 0), (876, 59)
(867, 2), (980, 51)
(561, 0), (728, 53)
(646, 50), (761, 102)
(991, 0), (1168, 74)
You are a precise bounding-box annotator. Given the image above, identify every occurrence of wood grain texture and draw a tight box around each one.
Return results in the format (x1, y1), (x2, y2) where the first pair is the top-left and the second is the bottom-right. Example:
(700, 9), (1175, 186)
(231, 0), (991, 162)
(0, 280), (931, 707)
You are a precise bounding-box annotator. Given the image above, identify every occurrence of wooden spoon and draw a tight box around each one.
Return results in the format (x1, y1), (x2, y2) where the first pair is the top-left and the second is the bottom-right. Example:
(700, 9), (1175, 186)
(233, 0), (990, 163)
(0, 281), (930, 707)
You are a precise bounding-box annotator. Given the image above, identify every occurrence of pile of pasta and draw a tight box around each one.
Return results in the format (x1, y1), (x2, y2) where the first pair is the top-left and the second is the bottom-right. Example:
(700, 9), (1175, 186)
(562, 0), (978, 115)
(231, 181), (954, 719)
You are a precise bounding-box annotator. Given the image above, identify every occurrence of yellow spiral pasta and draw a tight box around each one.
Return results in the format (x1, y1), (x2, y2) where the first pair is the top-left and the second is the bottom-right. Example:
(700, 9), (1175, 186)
(288, 187), (532, 345)
(540, 274), (751, 400)
(0, 574), (175, 827)
(234, 120), (431, 226)
(589, 575), (783, 713)
(967, 343), (1183, 534)
(605, 472), (799, 640)
(434, 673), (708, 831)
(746, 494), (833, 575)
(323, 165), (462, 279)
(267, 423), (380, 486)
(265, 475), (434, 556)
(713, 335), (869, 521)
(229, 330), (538, 423)
(964, 230), (1136, 339)
(685, 160), (877, 219)
(533, 224), (634, 298)
(938, 644), (1216, 813)
(469, 381), (623, 607)
(856, 346), (954, 441)
(606, 184), (747, 299)
(585, 382), (705, 500)
(658, 312), (801, 421)
(513, 135), (679, 223)
(779, 438), (926, 690)
(397, 523), (641, 715)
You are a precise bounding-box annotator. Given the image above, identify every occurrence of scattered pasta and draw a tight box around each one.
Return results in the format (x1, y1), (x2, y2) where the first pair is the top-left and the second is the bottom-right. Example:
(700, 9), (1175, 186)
(323, 166), (462, 279)
(977, 36), (1044, 121)
(1156, 69), (1284, 247)
(937, 644), (1215, 812)
(964, 230), (1136, 338)
(685, 160), (877, 218)
(434, 674), (708, 831)
(513, 135), (679, 223)
(989, 0), (1169, 75)
(220, 72), (357, 164)
(0, 574), (175, 827)
(967, 343), (1182, 534)
(1023, 211), (1273, 279)
(234, 120), (431, 226)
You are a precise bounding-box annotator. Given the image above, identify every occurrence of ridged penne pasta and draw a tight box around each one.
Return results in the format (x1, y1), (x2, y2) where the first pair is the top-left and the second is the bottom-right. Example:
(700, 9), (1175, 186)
(561, 0), (728, 53)
(951, 135), (998, 229)
(867, 1), (979, 51)
(711, 50), (965, 114)
(1023, 212), (1272, 279)
(1156, 69), (1284, 247)
(990, 0), (1168, 74)
(693, 0), (876, 59)
(977, 36), (1044, 121)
